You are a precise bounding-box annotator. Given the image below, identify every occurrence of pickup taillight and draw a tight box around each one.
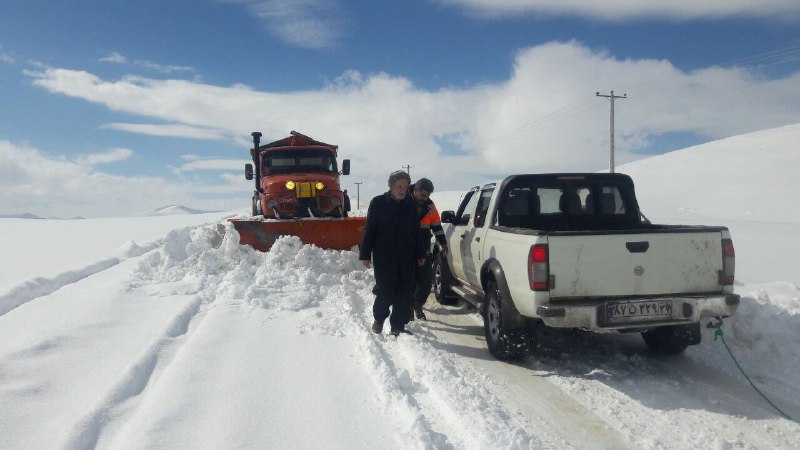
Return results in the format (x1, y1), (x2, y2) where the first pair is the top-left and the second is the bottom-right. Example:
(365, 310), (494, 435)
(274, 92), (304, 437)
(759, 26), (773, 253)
(529, 244), (549, 291)
(722, 238), (735, 285)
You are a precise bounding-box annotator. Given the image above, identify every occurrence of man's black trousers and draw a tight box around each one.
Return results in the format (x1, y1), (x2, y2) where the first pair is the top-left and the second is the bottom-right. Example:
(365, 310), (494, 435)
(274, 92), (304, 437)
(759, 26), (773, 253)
(373, 270), (415, 329)
(413, 255), (434, 309)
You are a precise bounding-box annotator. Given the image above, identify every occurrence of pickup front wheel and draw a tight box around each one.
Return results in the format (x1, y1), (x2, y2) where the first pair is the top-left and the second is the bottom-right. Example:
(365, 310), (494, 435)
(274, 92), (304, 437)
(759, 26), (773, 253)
(484, 280), (528, 360)
(432, 252), (458, 306)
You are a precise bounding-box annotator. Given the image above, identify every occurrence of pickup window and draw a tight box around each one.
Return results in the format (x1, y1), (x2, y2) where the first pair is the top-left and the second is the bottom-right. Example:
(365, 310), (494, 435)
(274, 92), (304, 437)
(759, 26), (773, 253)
(474, 188), (494, 227)
(455, 189), (480, 225)
(495, 175), (639, 230)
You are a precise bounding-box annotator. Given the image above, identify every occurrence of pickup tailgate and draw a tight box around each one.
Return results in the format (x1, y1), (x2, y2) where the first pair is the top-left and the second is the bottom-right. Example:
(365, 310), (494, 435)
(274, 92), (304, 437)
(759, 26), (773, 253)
(547, 230), (725, 299)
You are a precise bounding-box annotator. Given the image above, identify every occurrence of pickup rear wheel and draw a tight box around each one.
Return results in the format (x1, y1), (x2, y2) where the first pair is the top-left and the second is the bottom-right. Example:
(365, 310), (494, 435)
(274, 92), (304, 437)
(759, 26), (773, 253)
(432, 252), (458, 306)
(641, 323), (701, 354)
(483, 280), (528, 360)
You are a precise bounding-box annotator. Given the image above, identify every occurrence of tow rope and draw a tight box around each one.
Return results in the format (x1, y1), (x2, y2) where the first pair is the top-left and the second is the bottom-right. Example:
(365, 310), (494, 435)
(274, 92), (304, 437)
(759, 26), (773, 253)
(708, 317), (799, 423)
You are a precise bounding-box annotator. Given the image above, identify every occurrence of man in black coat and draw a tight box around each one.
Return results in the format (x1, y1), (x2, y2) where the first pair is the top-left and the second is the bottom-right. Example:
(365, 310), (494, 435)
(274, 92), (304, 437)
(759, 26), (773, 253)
(359, 171), (426, 336)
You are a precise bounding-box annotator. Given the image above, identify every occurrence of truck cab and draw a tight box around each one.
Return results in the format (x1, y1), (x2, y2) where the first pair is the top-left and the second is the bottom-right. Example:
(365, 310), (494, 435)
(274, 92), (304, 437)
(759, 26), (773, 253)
(245, 131), (350, 219)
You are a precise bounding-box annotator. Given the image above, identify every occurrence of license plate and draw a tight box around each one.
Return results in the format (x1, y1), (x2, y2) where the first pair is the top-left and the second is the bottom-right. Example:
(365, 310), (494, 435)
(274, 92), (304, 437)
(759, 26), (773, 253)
(605, 300), (672, 322)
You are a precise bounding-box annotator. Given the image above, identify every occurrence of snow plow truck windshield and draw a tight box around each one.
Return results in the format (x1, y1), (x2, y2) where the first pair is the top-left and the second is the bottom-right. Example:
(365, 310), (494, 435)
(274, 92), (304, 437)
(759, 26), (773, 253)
(264, 149), (336, 174)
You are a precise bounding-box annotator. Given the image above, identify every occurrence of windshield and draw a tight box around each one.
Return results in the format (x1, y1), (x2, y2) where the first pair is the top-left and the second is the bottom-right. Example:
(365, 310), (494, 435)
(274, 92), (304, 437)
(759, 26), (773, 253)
(263, 149), (336, 174)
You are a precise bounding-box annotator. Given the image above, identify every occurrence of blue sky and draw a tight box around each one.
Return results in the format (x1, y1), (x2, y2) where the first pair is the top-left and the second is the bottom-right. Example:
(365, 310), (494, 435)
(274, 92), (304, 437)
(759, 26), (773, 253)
(1, 0), (799, 217)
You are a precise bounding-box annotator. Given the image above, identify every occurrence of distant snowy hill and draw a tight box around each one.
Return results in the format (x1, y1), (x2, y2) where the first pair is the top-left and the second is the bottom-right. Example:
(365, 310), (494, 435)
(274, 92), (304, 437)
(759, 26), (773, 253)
(140, 205), (217, 216)
(0, 213), (44, 219)
(618, 123), (800, 224)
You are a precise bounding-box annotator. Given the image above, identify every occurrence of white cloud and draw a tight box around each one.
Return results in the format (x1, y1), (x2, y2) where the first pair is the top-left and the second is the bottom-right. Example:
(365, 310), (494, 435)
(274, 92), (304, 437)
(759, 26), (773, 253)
(172, 159), (249, 173)
(102, 123), (230, 140)
(98, 51), (194, 74)
(225, 0), (345, 49)
(435, 0), (800, 20)
(75, 147), (133, 166)
(99, 52), (127, 64)
(0, 141), (249, 218)
(0, 44), (14, 64)
(25, 41), (800, 199)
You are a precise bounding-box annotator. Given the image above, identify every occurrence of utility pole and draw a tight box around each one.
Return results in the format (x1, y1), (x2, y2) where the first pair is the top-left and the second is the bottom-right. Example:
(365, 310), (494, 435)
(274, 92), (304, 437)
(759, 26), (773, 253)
(354, 182), (362, 209)
(596, 90), (627, 173)
(401, 164), (414, 179)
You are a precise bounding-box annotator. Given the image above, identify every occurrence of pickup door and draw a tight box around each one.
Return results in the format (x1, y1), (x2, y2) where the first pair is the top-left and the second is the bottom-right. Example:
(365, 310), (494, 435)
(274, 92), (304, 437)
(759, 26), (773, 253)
(547, 229), (726, 299)
(448, 186), (495, 288)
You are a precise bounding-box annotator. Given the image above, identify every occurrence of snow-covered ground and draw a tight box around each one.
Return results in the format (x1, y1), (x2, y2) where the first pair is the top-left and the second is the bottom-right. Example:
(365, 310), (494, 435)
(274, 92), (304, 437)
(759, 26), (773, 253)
(1, 125), (799, 449)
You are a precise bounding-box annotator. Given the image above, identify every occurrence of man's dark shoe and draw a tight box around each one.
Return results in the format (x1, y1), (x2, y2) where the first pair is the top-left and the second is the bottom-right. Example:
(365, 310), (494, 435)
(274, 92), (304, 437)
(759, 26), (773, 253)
(390, 327), (413, 337)
(413, 307), (427, 320)
(371, 320), (383, 334)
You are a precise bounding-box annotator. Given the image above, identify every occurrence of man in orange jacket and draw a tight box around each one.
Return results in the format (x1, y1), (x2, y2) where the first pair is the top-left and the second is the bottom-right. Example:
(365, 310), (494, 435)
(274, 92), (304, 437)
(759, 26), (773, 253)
(409, 178), (449, 320)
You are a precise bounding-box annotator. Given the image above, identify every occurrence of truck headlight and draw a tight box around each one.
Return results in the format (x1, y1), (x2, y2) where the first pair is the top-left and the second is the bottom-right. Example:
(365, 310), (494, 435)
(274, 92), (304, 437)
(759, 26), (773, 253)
(285, 180), (295, 190)
(315, 182), (325, 190)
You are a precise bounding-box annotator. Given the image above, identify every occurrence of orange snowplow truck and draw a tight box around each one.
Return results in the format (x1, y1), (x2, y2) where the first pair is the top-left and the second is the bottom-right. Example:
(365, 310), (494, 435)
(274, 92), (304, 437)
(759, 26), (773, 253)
(232, 130), (366, 252)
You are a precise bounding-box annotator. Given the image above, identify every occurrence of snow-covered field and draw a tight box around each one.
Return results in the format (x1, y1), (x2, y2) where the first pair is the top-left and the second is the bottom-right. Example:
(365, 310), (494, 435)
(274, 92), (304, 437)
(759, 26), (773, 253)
(1, 125), (799, 449)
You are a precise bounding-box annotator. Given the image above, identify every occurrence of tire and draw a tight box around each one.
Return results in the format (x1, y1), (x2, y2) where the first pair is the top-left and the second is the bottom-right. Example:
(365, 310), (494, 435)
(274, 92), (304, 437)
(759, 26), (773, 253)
(641, 323), (701, 354)
(432, 252), (458, 305)
(251, 194), (262, 216)
(483, 280), (529, 360)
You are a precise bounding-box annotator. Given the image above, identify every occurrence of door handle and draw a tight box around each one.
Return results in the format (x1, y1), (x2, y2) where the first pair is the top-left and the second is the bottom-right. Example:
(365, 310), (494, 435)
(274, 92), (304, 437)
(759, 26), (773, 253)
(626, 241), (649, 253)
(476, 237), (480, 242)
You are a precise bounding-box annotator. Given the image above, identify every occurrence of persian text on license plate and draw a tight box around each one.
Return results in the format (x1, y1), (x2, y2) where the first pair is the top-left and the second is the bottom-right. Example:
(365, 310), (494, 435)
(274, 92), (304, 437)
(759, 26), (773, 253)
(606, 300), (672, 321)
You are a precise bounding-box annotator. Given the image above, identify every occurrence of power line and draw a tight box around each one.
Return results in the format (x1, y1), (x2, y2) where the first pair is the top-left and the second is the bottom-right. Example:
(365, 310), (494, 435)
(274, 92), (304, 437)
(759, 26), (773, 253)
(462, 42), (800, 158)
(468, 96), (599, 154)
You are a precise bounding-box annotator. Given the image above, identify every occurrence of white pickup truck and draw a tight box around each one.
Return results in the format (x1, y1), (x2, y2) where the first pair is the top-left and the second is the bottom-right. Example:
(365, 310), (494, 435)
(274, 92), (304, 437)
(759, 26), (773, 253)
(432, 173), (740, 360)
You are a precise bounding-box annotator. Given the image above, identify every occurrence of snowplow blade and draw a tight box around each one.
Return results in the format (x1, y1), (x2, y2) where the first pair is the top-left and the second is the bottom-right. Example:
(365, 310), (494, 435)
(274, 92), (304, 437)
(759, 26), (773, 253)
(230, 217), (366, 252)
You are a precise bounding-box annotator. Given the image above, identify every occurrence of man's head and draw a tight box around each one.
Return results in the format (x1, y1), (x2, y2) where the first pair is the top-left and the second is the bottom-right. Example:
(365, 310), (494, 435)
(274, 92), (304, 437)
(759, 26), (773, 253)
(388, 170), (411, 201)
(412, 178), (434, 203)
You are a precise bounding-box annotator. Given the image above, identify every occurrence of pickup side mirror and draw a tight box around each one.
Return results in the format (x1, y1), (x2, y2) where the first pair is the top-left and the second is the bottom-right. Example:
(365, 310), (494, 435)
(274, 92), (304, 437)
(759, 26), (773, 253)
(341, 159), (350, 175)
(245, 163), (253, 180)
(441, 210), (456, 224)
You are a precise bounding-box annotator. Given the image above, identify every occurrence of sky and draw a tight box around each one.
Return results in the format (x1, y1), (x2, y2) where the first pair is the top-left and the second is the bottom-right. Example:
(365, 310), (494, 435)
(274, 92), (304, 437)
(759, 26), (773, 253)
(1, 0), (800, 217)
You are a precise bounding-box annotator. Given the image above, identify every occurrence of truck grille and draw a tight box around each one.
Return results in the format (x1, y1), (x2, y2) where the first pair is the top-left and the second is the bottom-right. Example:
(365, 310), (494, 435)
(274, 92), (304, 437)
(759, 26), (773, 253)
(295, 182), (316, 198)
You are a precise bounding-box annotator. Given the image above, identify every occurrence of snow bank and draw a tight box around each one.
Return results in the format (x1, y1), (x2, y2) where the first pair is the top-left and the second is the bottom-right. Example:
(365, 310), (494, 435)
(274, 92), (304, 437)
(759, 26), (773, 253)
(706, 283), (800, 387)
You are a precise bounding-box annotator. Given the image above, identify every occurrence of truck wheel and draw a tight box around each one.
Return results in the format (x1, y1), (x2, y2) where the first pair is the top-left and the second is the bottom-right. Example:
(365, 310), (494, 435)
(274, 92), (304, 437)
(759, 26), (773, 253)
(484, 280), (528, 360)
(251, 195), (262, 216)
(641, 323), (701, 354)
(432, 252), (458, 305)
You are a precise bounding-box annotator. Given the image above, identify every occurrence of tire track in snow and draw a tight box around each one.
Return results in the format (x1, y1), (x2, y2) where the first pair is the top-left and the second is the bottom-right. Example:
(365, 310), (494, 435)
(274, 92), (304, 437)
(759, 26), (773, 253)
(62, 294), (204, 449)
(336, 288), (452, 449)
(418, 303), (635, 449)
(335, 283), (546, 449)
(0, 240), (161, 317)
(499, 324), (800, 449)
